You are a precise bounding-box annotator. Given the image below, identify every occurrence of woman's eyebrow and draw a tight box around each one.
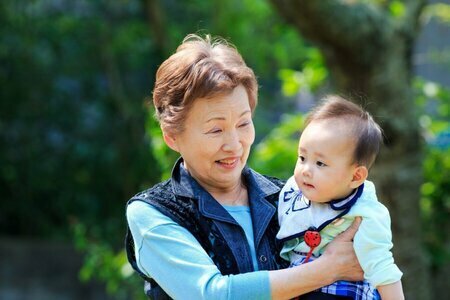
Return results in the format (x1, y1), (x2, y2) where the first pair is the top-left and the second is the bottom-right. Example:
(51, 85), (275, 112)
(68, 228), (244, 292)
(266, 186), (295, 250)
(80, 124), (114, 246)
(240, 109), (251, 117)
(205, 110), (251, 123)
(205, 116), (225, 122)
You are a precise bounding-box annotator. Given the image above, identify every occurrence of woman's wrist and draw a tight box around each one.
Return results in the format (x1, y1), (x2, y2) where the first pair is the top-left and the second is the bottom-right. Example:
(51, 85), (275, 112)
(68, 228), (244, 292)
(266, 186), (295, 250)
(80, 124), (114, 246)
(269, 256), (337, 299)
(310, 255), (338, 285)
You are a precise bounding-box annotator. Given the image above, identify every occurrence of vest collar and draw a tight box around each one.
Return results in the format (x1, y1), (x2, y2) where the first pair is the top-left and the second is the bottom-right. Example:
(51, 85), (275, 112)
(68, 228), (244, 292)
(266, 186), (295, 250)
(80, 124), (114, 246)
(170, 157), (280, 199)
(243, 167), (279, 247)
(170, 157), (280, 233)
(170, 157), (200, 199)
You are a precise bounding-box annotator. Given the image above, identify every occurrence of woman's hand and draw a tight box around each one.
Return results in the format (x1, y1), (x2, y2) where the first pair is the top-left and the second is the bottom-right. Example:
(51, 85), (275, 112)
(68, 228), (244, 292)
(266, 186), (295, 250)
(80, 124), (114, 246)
(269, 217), (364, 299)
(322, 217), (364, 282)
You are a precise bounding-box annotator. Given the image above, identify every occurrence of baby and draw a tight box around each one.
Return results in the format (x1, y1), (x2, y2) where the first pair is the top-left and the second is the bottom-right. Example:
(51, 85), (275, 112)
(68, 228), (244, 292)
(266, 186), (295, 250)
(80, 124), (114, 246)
(277, 96), (403, 300)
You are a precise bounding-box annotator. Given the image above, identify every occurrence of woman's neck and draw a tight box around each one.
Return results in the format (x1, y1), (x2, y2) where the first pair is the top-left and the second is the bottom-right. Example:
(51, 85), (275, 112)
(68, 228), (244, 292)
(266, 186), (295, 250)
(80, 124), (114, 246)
(210, 182), (249, 206)
(180, 162), (249, 206)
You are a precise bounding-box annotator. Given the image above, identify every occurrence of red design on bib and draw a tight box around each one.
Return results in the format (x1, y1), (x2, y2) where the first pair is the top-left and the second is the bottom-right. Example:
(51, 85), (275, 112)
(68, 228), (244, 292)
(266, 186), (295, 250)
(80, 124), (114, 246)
(303, 227), (321, 263)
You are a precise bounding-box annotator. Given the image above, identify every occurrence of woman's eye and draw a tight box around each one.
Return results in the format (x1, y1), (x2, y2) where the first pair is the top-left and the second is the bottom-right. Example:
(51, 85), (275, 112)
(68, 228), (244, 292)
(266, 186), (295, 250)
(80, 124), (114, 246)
(239, 121), (250, 127)
(316, 161), (326, 167)
(208, 128), (222, 134)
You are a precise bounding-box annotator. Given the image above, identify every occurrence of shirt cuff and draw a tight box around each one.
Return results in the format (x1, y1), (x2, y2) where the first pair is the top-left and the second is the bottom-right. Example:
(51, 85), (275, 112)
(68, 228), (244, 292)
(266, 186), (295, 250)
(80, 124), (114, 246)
(229, 270), (271, 300)
(369, 264), (403, 287)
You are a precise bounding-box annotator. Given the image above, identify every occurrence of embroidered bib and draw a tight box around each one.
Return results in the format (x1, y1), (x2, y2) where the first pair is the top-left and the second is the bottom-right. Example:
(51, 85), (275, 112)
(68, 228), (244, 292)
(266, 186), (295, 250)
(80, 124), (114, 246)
(276, 176), (363, 242)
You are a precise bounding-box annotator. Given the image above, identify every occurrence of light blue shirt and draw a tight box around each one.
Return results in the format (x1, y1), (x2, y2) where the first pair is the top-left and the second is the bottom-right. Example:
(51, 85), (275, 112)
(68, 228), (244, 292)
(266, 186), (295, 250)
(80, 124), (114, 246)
(127, 200), (271, 300)
(223, 205), (259, 271)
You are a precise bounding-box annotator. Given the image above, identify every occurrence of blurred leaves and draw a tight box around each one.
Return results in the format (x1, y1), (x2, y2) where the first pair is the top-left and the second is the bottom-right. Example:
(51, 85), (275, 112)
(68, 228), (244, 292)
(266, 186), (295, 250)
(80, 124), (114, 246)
(249, 114), (304, 179)
(278, 49), (328, 97)
(72, 220), (146, 299)
(0, 0), (159, 240)
(145, 109), (178, 180)
(389, 1), (405, 18)
(415, 78), (450, 267)
(422, 3), (450, 25)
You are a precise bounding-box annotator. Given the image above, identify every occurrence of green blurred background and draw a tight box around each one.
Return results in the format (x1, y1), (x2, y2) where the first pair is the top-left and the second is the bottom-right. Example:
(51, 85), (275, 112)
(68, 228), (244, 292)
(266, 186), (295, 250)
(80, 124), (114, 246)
(0, 1), (448, 299)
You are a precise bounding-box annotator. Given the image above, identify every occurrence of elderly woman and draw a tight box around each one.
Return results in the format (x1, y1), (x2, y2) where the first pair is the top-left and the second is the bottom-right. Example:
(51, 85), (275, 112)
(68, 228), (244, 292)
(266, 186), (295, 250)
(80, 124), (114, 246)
(125, 34), (363, 300)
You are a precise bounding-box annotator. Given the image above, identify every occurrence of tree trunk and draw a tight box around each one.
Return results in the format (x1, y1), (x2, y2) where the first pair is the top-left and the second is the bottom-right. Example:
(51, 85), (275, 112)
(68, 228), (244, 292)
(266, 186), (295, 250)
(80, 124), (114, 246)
(270, 1), (431, 299)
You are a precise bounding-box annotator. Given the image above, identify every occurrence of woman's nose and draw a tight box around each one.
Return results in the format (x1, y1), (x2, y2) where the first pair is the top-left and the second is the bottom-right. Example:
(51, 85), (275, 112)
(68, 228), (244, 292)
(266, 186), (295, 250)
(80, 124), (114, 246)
(222, 131), (240, 151)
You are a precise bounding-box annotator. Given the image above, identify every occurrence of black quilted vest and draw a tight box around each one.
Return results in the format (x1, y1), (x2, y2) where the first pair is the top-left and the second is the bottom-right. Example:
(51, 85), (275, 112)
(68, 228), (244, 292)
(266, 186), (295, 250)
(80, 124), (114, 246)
(125, 158), (288, 299)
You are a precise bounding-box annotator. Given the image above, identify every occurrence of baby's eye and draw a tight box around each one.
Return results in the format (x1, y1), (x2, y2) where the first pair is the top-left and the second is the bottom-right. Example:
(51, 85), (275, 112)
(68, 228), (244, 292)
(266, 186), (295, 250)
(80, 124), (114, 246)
(298, 156), (305, 162)
(316, 161), (327, 167)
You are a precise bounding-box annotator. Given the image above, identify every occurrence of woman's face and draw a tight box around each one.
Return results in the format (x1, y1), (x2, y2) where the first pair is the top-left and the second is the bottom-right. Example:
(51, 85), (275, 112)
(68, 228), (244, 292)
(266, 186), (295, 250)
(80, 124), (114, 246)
(165, 85), (255, 193)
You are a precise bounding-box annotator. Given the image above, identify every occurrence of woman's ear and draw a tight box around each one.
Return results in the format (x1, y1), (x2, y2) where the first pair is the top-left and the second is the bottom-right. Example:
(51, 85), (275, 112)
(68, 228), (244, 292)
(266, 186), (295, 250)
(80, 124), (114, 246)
(163, 132), (180, 152)
(350, 166), (368, 188)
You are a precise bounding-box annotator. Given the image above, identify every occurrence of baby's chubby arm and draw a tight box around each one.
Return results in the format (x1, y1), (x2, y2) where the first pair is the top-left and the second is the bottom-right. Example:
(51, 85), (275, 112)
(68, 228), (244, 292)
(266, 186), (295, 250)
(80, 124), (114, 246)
(350, 181), (403, 298)
(378, 281), (404, 300)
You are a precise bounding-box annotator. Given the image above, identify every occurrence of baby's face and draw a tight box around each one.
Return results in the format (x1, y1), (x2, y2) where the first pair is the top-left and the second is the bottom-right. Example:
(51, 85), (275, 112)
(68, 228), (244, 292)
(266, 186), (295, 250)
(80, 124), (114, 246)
(294, 118), (358, 202)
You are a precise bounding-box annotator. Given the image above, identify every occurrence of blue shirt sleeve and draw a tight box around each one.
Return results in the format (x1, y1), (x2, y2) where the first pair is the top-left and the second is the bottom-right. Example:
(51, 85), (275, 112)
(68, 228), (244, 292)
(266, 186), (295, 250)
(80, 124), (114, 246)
(126, 200), (271, 300)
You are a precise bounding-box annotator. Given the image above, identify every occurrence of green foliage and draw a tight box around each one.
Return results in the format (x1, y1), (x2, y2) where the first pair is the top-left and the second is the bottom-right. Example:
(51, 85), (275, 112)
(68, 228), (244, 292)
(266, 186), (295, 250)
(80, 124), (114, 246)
(72, 221), (146, 300)
(422, 3), (450, 25)
(249, 114), (304, 179)
(250, 45), (328, 178)
(278, 49), (328, 96)
(0, 1), (163, 298)
(389, 1), (406, 18)
(0, 0), (160, 240)
(146, 110), (179, 180)
(414, 78), (450, 268)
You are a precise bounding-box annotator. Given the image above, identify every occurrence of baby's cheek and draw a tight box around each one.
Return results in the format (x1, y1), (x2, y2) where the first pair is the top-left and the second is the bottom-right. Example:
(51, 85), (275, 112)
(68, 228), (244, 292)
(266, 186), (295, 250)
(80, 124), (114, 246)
(293, 170), (302, 186)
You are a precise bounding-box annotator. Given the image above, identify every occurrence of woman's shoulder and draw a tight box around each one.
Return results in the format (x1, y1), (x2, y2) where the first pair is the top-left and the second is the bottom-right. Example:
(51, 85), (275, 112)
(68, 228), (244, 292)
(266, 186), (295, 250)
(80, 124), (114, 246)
(256, 173), (286, 188)
(127, 200), (154, 219)
(264, 175), (286, 187)
(130, 179), (173, 202)
(127, 200), (179, 230)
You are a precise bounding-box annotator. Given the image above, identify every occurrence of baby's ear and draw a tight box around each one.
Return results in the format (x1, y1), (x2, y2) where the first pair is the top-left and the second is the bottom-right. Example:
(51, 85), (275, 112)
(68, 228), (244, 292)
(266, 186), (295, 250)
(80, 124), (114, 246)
(350, 166), (368, 188)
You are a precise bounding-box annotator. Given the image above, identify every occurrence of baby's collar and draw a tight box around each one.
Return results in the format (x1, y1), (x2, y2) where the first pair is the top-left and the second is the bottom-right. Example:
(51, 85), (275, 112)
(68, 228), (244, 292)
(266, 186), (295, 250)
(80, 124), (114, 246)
(326, 183), (364, 211)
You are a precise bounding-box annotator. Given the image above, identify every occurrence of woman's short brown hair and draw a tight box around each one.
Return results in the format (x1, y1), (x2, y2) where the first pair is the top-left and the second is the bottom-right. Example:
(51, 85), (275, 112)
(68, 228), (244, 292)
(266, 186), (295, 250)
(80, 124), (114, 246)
(152, 34), (258, 134)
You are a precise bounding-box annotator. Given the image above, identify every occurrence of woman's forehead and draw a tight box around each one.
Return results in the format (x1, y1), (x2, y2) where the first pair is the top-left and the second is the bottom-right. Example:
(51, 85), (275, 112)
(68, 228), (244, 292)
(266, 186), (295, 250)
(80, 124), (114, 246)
(187, 85), (251, 121)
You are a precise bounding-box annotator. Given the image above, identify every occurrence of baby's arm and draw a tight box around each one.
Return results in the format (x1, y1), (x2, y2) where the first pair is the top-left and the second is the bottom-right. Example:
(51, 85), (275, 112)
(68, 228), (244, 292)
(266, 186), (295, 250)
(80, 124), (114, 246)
(351, 181), (403, 298)
(378, 280), (404, 300)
